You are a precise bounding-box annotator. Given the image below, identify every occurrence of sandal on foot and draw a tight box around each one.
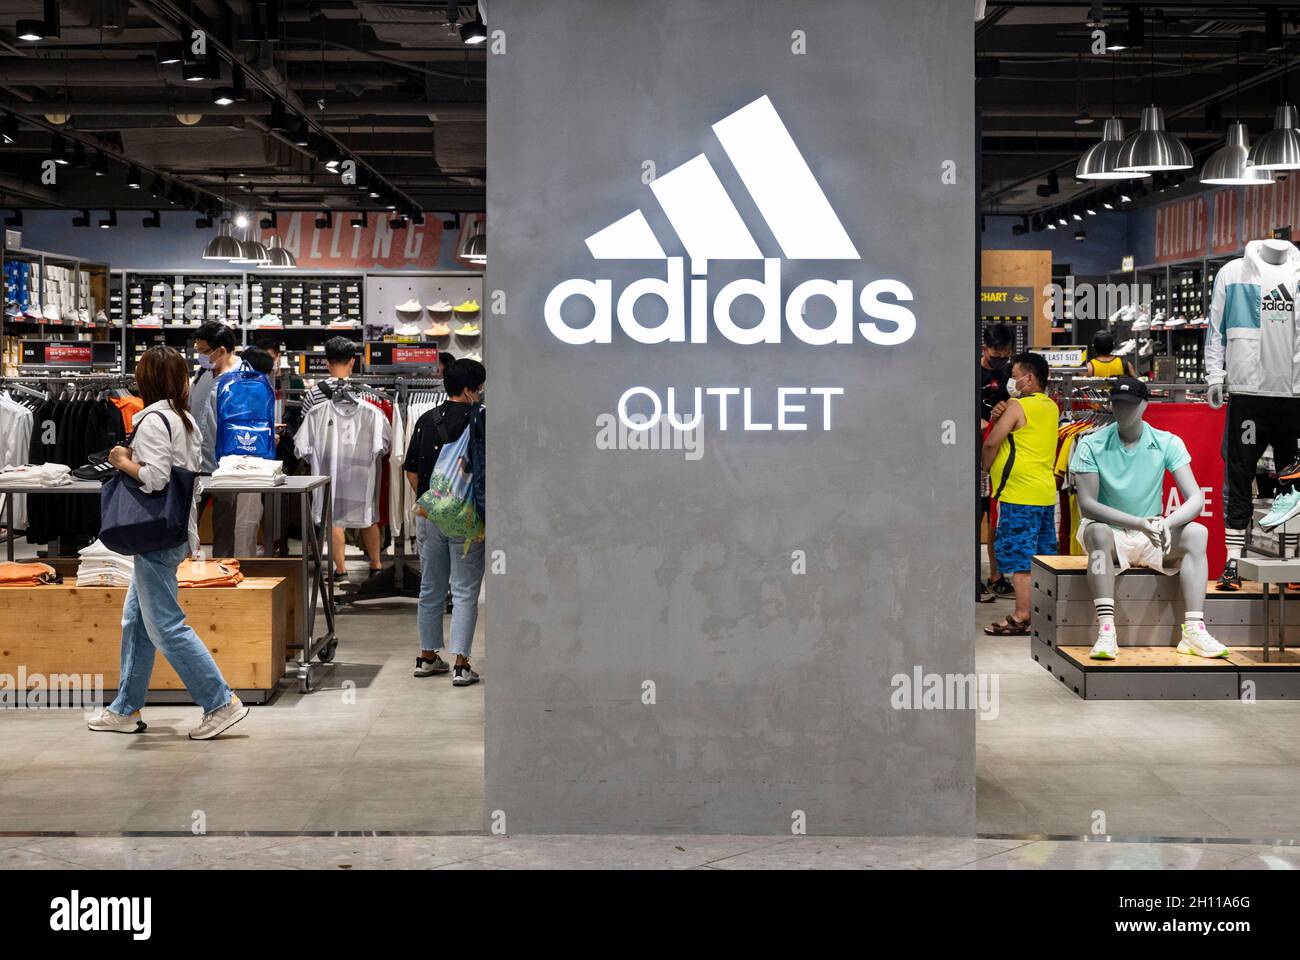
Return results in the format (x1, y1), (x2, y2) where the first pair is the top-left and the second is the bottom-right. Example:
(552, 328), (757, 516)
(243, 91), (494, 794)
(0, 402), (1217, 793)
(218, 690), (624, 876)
(984, 615), (1030, 636)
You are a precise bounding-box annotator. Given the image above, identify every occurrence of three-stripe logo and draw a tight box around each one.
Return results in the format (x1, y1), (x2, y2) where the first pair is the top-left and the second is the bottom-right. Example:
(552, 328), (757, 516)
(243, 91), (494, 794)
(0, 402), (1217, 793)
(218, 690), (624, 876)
(584, 95), (859, 262)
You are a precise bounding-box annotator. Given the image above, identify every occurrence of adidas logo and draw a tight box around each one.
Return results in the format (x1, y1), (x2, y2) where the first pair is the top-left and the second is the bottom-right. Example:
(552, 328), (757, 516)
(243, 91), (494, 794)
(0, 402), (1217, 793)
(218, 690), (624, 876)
(1263, 283), (1294, 316)
(234, 430), (257, 450)
(544, 95), (917, 347)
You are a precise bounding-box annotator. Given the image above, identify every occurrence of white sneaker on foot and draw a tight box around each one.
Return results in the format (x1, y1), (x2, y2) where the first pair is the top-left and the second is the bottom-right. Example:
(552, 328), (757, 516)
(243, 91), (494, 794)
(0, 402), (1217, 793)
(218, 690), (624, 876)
(1090, 623), (1119, 660)
(1177, 622), (1229, 659)
(87, 707), (147, 733)
(188, 696), (249, 740)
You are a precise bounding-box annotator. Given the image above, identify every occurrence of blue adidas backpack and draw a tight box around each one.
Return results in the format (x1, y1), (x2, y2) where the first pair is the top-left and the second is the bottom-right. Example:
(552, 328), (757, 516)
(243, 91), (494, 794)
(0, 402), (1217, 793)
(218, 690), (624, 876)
(214, 366), (276, 460)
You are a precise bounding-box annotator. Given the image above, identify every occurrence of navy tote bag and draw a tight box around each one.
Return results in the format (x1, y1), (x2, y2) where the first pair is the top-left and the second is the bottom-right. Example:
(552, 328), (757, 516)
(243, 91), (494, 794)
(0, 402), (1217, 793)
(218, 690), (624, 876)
(98, 411), (197, 556)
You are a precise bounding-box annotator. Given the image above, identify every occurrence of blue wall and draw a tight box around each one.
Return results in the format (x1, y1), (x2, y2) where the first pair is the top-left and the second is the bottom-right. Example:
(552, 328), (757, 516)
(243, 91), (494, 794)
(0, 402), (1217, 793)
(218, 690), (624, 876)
(983, 210), (1133, 276)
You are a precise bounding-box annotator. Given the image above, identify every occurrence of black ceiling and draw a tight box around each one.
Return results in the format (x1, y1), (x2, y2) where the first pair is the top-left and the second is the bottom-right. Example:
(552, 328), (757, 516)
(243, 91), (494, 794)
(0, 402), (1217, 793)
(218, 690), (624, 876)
(980, 2), (1300, 217)
(0, 1), (486, 217)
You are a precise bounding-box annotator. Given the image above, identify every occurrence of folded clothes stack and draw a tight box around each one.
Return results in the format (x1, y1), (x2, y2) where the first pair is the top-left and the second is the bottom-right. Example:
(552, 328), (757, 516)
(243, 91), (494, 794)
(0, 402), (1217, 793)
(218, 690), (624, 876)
(209, 455), (286, 487)
(0, 463), (73, 487)
(177, 558), (244, 588)
(0, 561), (59, 586)
(76, 539), (134, 587)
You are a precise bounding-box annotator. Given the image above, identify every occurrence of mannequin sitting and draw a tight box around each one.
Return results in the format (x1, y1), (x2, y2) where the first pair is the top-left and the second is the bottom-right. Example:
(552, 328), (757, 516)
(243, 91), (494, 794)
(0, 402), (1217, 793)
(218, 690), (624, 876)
(1071, 377), (1227, 660)
(1085, 329), (1136, 379)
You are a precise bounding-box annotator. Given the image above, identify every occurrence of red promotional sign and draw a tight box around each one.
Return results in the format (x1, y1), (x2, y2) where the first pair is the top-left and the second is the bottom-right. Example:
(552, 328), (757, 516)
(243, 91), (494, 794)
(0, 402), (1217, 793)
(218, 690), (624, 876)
(1154, 194), (1209, 263)
(1143, 403), (1227, 576)
(1243, 177), (1300, 242)
(45, 344), (92, 365)
(258, 211), (445, 270)
(392, 347), (439, 365)
(1210, 188), (1240, 255)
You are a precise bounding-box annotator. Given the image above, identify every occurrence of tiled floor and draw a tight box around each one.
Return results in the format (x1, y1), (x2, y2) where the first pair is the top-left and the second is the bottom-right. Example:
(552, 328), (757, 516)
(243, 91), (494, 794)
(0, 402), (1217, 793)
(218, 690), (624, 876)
(4, 550), (1300, 867)
(975, 601), (1300, 842)
(1, 833), (1296, 870)
(0, 553), (486, 835)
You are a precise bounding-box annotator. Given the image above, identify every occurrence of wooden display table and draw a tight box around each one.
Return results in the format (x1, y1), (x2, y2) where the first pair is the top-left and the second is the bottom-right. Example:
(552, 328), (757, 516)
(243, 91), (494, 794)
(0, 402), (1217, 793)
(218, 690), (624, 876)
(0, 576), (287, 704)
(1029, 555), (1300, 700)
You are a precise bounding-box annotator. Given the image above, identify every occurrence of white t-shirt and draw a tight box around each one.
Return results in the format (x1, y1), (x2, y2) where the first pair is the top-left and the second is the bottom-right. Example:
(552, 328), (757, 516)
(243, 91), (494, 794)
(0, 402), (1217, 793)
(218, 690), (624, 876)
(294, 398), (391, 528)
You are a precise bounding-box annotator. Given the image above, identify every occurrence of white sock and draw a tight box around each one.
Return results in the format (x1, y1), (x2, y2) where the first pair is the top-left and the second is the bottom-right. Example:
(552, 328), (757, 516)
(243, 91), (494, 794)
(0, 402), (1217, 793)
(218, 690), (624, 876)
(1094, 597), (1115, 634)
(1225, 529), (1246, 561)
(1184, 611), (1204, 630)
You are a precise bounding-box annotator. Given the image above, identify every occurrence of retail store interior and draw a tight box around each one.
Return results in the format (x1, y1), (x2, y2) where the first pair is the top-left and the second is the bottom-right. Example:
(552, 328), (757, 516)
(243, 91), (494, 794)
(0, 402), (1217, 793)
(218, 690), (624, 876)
(0, 0), (490, 839)
(3, 0), (1300, 870)
(977, 2), (1300, 851)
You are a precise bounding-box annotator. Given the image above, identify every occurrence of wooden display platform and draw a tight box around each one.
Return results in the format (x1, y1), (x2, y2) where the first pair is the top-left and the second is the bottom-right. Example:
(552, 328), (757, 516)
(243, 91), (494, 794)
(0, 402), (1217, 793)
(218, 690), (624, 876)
(0, 576), (287, 704)
(1029, 555), (1300, 700)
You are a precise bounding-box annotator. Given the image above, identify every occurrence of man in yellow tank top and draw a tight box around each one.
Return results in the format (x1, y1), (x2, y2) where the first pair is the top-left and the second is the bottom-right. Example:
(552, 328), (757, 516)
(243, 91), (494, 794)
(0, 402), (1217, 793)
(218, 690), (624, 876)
(981, 352), (1060, 635)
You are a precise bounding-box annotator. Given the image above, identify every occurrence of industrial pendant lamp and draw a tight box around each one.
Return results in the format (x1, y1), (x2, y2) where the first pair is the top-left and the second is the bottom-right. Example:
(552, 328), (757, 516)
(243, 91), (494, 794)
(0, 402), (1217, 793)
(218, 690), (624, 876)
(1204, 44), (1275, 185)
(260, 234), (296, 269)
(1116, 13), (1193, 172)
(1248, 19), (1300, 171)
(1076, 52), (1148, 180)
(202, 218), (242, 260)
(1203, 122), (1275, 184)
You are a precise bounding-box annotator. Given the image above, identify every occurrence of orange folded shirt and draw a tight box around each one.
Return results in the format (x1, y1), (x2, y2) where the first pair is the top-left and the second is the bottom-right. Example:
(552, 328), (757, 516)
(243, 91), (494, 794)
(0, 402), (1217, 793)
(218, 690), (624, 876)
(0, 561), (58, 586)
(176, 558), (244, 588)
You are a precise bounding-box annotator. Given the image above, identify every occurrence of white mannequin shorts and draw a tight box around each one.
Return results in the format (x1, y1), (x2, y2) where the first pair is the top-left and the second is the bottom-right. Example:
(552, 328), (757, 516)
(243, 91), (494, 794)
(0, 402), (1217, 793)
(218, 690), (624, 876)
(1076, 518), (1175, 575)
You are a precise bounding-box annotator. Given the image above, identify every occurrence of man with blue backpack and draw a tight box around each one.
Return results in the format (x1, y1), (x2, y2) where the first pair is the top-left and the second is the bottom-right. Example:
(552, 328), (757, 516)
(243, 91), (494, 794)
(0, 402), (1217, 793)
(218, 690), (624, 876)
(403, 359), (486, 686)
(195, 322), (276, 558)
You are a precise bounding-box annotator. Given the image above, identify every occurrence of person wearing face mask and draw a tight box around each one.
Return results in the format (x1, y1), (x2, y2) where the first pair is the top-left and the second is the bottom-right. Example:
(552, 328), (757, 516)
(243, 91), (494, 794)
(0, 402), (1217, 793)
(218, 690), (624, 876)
(979, 324), (1015, 602)
(192, 321), (252, 558)
(981, 352), (1059, 635)
(1071, 378), (1223, 661)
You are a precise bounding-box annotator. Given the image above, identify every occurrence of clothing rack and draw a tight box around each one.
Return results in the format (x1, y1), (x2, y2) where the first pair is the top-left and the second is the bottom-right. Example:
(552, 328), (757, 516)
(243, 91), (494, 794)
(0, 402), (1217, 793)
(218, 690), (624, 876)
(286, 373), (446, 605)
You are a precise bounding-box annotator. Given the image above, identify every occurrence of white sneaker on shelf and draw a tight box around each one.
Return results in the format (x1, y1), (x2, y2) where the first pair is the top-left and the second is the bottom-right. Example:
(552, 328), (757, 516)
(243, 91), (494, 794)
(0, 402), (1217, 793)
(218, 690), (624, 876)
(1176, 622), (1229, 659)
(1090, 624), (1119, 660)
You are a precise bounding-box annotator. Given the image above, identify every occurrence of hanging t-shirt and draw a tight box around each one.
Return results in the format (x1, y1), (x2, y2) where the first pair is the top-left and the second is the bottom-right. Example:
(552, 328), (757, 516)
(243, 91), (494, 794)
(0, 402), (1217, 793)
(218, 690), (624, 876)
(294, 398), (391, 528)
(1069, 421), (1191, 520)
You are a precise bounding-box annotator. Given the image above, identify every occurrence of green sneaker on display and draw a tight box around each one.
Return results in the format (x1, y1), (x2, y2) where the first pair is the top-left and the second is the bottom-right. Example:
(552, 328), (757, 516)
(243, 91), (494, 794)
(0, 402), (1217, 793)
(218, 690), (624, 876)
(1260, 490), (1300, 531)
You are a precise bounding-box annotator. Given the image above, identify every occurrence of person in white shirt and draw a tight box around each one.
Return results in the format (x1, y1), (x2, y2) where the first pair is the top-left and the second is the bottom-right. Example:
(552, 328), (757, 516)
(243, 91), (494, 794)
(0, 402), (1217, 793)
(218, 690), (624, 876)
(87, 345), (249, 741)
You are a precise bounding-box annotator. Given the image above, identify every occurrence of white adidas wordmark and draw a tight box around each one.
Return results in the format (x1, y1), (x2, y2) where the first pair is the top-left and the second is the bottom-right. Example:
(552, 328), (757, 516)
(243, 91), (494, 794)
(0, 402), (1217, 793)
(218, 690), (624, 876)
(545, 94), (917, 348)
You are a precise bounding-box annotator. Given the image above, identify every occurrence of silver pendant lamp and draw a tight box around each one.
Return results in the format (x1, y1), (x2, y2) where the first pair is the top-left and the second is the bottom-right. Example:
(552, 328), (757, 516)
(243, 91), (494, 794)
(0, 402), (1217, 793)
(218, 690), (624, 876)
(1202, 122), (1275, 184)
(1116, 106), (1193, 172)
(1247, 106), (1300, 171)
(202, 218), (242, 260)
(260, 234), (296, 269)
(1115, 12), (1193, 173)
(1076, 117), (1150, 180)
(1208, 41), (1276, 184)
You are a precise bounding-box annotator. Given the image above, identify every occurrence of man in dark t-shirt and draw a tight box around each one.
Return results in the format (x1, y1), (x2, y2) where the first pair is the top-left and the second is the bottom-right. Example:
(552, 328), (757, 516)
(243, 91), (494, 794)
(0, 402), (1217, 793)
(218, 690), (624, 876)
(979, 323), (1015, 602)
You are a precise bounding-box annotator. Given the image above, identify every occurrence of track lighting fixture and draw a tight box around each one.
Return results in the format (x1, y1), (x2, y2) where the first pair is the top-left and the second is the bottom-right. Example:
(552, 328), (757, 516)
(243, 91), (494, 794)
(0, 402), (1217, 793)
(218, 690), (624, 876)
(0, 113), (16, 145)
(148, 175), (165, 197)
(260, 211), (277, 230)
(351, 212), (368, 229)
(1046, 220), (1057, 231)
(16, 1), (59, 42)
(125, 165), (142, 189)
(1074, 229), (1086, 242)
(72, 209), (90, 227)
(195, 213), (213, 229)
(156, 41), (184, 65)
(410, 211), (425, 226)
(1035, 171), (1060, 197)
(92, 151), (108, 177)
(314, 211), (332, 229)
(70, 141), (87, 167)
(4, 209), (20, 228)
(185, 49), (221, 83)
(460, 11), (487, 44)
(290, 120), (311, 147)
(142, 210), (161, 228)
(98, 210), (117, 230)
(51, 134), (69, 165)
(1011, 217), (1028, 237)
(390, 216), (407, 230)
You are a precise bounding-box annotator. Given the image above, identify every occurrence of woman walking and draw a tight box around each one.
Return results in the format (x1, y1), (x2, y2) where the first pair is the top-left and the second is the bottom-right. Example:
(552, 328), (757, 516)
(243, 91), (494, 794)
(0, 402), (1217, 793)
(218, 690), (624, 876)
(87, 345), (249, 740)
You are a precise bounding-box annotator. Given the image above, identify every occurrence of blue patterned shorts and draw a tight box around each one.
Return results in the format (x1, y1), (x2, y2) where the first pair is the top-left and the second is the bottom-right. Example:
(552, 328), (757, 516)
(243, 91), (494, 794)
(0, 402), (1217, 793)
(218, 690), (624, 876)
(994, 502), (1057, 574)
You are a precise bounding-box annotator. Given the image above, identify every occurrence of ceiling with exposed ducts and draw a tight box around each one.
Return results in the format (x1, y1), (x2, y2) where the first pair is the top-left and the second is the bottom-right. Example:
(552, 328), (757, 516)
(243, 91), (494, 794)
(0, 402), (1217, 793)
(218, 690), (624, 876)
(0, 1), (486, 218)
(980, 3), (1300, 218)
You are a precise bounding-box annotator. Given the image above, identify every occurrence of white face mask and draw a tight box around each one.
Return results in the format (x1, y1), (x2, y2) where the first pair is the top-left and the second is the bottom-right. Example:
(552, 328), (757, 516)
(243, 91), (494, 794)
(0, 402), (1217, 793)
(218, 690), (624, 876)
(1006, 376), (1023, 399)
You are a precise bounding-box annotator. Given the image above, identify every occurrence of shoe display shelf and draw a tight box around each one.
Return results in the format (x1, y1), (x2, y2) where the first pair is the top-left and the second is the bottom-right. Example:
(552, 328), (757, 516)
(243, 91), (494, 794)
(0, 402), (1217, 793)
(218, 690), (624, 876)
(1029, 555), (1300, 700)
